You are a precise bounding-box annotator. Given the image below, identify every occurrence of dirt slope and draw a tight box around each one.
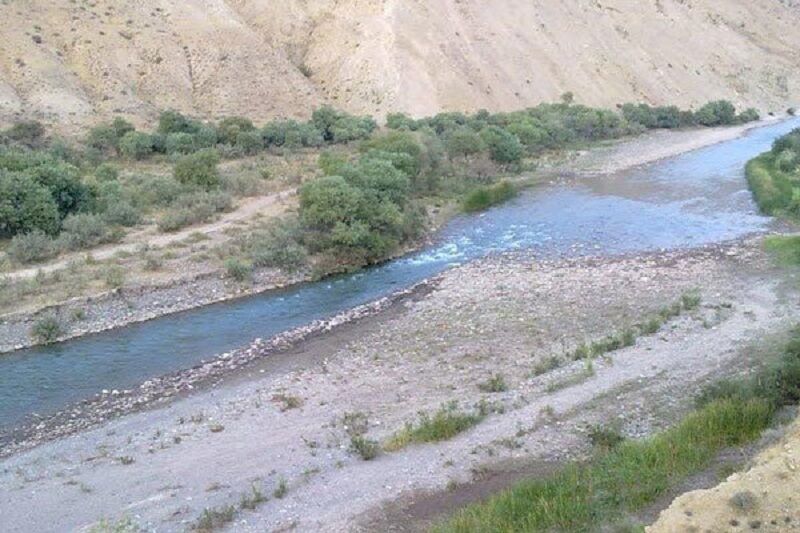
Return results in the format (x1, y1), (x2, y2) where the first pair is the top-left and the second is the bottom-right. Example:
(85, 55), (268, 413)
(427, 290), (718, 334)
(1, 0), (799, 131)
(649, 415), (800, 532)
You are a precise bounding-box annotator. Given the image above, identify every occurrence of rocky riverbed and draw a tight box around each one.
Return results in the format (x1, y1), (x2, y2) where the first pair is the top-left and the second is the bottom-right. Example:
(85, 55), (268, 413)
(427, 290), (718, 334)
(1, 235), (797, 532)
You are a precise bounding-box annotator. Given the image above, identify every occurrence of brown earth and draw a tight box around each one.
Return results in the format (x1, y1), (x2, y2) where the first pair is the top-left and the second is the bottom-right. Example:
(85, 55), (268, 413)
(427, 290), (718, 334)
(1, 0), (799, 131)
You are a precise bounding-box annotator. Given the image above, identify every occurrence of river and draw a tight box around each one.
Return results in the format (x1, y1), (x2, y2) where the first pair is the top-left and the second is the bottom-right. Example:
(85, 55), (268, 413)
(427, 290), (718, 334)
(1, 118), (798, 432)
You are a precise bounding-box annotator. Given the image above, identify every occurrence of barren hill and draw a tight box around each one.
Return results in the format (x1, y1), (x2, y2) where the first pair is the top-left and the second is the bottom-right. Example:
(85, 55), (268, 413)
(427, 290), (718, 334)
(1, 0), (799, 131)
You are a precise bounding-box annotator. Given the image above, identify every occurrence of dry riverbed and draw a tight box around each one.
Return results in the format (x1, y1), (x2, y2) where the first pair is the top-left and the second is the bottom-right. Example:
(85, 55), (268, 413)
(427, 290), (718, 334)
(1, 235), (798, 532)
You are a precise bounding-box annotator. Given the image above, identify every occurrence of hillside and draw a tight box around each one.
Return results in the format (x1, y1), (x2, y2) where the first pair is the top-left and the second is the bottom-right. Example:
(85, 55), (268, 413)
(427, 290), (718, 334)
(0, 0), (799, 132)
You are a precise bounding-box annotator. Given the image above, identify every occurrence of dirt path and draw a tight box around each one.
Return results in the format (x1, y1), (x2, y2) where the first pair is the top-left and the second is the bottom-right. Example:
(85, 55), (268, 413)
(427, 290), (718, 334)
(0, 239), (796, 532)
(2, 189), (297, 281)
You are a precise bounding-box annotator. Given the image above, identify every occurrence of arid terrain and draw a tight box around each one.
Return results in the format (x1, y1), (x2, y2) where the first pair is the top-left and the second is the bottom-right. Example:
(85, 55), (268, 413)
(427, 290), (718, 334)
(1, 0), (799, 131)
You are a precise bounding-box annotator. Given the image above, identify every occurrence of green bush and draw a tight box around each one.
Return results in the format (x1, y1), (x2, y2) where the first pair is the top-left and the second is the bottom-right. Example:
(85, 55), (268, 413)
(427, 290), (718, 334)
(5, 121), (46, 146)
(58, 213), (117, 250)
(157, 110), (201, 135)
(217, 116), (255, 145)
(102, 201), (140, 227)
(695, 100), (737, 126)
(462, 180), (516, 212)
(224, 257), (252, 282)
(31, 315), (64, 344)
(157, 191), (231, 232)
(7, 230), (58, 264)
(94, 163), (119, 182)
(0, 171), (60, 236)
(241, 220), (307, 271)
(118, 131), (154, 160)
(445, 127), (485, 159)
(173, 149), (220, 189)
(27, 161), (91, 218)
(480, 126), (523, 164)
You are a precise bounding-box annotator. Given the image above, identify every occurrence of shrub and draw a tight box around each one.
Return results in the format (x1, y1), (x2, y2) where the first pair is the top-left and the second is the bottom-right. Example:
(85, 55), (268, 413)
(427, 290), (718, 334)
(445, 127), (485, 159)
(224, 257), (252, 282)
(102, 201), (140, 227)
(104, 266), (126, 289)
(0, 171), (60, 236)
(157, 191), (231, 232)
(118, 131), (154, 160)
(462, 180), (516, 212)
(588, 424), (626, 450)
(58, 213), (115, 250)
(5, 121), (45, 146)
(478, 374), (508, 393)
(7, 230), (58, 264)
(480, 126), (523, 164)
(31, 315), (63, 344)
(242, 220), (307, 271)
(27, 161), (91, 218)
(217, 116), (255, 145)
(695, 100), (737, 126)
(173, 149), (220, 189)
(165, 132), (199, 155)
(158, 110), (200, 135)
(350, 436), (380, 461)
(94, 163), (119, 182)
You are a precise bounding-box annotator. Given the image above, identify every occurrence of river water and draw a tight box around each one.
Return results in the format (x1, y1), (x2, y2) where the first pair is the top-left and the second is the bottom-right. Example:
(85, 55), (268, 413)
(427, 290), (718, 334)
(1, 118), (798, 431)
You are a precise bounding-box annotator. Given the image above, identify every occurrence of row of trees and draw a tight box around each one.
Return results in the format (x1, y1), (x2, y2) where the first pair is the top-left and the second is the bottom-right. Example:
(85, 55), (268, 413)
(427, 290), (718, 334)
(85, 107), (377, 161)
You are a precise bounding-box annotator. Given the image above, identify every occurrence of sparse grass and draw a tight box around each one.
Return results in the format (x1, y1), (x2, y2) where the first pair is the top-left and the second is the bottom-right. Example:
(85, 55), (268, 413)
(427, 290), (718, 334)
(193, 505), (236, 532)
(384, 403), (484, 452)
(350, 435), (380, 461)
(88, 516), (141, 533)
(433, 397), (773, 533)
(587, 424), (626, 451)
(478, 374), (508, 393)
(545, 362), (596, 393)
(273, 477), (288, 499)
(273, 393), (303, 411)
(567, 291), (701, 362)
(531, 355), (561, 377)
(239, 484), (267, 510)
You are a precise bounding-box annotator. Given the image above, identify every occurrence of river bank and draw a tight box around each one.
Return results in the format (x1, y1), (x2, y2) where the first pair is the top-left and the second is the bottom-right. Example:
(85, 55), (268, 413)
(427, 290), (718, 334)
(1, 233), (797, 532)
(0, 119), (779, 355)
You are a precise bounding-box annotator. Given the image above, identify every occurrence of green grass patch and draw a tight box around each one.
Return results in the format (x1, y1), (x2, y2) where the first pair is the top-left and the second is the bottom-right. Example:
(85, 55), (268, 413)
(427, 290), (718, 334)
(384, 403), (484, 452)
(433, 398), (772, 533)
(462, 180), (517, 212)
(436, 328), (800, 532)
(764, 235), (800, 266)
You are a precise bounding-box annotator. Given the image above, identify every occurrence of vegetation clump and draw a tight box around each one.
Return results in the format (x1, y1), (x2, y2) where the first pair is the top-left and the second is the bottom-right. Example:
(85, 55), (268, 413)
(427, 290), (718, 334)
(746, 128), (800, 218)
(384, 402), (484, 451)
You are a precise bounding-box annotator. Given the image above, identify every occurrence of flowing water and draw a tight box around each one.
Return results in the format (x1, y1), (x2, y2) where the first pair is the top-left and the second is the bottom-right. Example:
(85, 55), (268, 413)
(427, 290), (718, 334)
(1, 118), (798, 432)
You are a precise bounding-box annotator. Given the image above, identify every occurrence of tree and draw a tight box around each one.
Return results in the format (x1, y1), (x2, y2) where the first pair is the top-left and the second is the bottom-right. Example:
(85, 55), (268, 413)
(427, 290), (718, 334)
(158, 110), (200, 135)
(480, 126), (523, 164)
(27, 161), (91, 218)
(299, 175), (363, 230)
(360, 131), (423, 176)
(119, 131), (154, 160)
(217, 116), (255, 145)
(173, 149), (220, 189)
(695, 100), (737, 126)
(445, 128), (485, 159)
(0, 171), (60, 236)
